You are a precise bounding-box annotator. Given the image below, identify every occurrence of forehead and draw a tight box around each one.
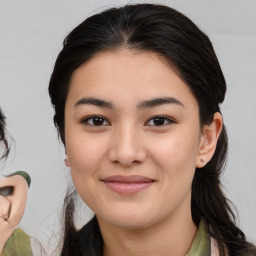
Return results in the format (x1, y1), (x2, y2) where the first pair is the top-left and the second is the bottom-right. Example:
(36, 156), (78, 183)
(68, 49), (198, 110)
(72, 49), (177, 83)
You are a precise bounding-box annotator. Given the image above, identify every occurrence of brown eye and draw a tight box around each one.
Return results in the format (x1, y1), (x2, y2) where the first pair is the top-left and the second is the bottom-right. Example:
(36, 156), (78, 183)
(82, 115), (110, 126)
(146, 115), (174, 126)
(153, 117), (165, 126)
(92, 117), (104, 126)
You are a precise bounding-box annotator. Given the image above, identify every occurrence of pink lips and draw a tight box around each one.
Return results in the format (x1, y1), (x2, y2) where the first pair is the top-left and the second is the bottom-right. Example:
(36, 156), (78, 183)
(101, 175), (155, 195)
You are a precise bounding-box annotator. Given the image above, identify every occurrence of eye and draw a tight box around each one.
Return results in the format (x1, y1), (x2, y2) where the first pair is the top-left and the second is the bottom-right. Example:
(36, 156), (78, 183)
(145, 115), (174, 126)
(81, 115), (110, 126)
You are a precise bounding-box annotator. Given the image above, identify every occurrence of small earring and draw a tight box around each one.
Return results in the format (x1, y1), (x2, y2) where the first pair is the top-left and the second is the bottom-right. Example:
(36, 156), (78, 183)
(201, 159), (205, 163)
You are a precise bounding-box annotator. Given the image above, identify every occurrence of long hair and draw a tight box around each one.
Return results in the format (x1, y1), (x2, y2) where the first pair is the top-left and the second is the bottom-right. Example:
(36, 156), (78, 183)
(49, 4), (256, 256)
(0, 108), (10, 160)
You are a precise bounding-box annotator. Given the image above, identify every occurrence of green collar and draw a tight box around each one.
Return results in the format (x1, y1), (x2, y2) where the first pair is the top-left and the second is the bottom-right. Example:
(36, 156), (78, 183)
(186, 219), (211, 256)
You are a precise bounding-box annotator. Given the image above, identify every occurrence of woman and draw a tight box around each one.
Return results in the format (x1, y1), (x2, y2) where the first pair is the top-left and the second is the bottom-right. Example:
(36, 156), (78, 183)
(49, 4), (256, 256)
(0, 108), (32, 255)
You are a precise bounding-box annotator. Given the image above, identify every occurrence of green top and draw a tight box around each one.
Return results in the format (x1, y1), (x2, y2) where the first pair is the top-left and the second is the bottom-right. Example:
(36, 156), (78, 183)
(186, 219), (211, 256)
(1, 229), (32, 256)
(1, 219), (211, 256)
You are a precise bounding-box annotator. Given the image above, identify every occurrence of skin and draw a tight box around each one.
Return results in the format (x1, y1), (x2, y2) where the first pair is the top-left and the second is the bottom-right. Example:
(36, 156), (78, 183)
(0, 175), (28, 253)
(64, 49), (222, 256)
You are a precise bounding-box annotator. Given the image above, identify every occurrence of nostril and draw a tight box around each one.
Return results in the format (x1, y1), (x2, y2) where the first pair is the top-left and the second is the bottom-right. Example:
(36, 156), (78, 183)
(112, 159), (143, 167)
(107, 134), (147, 166)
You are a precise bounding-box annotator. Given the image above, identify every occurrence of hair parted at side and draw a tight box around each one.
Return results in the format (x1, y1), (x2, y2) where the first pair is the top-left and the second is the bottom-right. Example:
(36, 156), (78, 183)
(0, 108), (10, 160)
(48, 4), (256, 256)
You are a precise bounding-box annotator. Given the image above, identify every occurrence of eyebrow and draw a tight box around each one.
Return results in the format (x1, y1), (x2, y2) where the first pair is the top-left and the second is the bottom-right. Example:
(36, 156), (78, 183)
(137, 97), (184, 109)
(75, 97), (113, 109)
(74, 96), (183, 109)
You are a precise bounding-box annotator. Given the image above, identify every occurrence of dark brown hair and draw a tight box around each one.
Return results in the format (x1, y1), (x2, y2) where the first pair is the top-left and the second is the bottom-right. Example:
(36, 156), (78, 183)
(49, 4), (256, 256)
(0, 108), (10, 160)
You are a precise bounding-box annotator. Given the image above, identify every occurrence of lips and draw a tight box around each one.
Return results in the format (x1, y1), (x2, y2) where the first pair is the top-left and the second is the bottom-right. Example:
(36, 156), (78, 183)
(100, 175), (155, 195)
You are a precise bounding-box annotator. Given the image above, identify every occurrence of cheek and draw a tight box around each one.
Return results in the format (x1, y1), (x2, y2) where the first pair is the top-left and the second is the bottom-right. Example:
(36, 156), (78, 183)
(66, 132), (108, 171)
(65, 135), (106, 205)
(149, 127), (200, 178)
(65, 136), (104, 202)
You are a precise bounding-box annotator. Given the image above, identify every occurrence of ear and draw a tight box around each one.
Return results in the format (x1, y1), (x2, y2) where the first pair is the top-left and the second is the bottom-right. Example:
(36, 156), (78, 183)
(65, 155), (70, 167)
(196, 112), (223, 168)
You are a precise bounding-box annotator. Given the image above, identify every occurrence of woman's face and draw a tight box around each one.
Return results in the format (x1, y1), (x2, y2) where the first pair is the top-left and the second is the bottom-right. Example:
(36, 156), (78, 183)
(65, 50), (204, 229)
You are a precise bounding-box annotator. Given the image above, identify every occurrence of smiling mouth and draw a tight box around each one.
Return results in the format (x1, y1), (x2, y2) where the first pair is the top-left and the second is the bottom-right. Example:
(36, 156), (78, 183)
(100, 175), (155, 195)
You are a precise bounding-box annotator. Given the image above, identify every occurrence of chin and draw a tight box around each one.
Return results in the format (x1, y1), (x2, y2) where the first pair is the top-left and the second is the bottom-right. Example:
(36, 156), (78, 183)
(98, 209), (158, 230)
(110, 218), (151, 230)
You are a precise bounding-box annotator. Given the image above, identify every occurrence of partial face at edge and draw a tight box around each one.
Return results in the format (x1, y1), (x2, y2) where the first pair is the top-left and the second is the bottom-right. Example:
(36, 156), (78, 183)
(64, 49), (211, 229)
(0, 109), (8, 160)
(0, 109), (5, 140)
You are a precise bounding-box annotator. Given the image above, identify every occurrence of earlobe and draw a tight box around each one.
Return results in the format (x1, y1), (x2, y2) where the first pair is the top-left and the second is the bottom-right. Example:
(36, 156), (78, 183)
(196, 112), (223, 168)
(65, 155), (70, 167)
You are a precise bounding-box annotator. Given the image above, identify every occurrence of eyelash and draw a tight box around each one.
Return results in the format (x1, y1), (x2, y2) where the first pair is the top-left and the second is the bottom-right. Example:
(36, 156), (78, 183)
(80, 115), (175, 127)
(145, 115), (175, 126)
(81, 115), (110, 126)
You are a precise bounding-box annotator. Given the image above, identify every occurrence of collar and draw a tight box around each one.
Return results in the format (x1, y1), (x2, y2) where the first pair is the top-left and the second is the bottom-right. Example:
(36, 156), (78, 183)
(186, 219), (211, 256)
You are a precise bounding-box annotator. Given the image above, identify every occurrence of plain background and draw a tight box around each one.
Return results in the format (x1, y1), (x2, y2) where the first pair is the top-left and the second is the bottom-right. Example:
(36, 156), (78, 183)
(0, 0), (255, 251)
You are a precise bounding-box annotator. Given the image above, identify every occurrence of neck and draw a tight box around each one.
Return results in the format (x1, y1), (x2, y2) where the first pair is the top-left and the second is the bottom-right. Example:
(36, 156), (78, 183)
(98, 207), (197, 256)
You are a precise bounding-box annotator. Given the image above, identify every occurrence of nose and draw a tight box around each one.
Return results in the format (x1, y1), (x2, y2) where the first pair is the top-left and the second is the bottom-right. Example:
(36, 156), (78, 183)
(107, 124), (146, 167)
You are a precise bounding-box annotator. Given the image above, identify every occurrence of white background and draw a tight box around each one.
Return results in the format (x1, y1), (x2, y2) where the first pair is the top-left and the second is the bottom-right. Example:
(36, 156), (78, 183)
(0, 0), (255, 251)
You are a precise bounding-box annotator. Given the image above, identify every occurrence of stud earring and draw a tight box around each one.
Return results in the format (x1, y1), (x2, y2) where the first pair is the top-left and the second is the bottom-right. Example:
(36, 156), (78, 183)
(201, 159), (205, 163)
(64, 155), (69, 164)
